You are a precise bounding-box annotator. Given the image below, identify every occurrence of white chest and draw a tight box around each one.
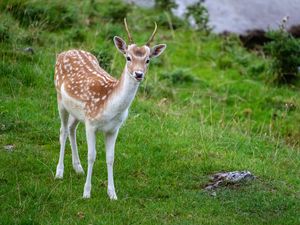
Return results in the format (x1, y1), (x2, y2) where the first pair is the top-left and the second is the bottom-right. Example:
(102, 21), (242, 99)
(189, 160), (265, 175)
(95, 109), (129, 132)
(61, 85), (86, 121)
(61, 86), (129, 132)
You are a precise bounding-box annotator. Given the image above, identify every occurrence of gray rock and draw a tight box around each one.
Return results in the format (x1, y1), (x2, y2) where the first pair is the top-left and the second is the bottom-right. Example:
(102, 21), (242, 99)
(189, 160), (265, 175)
(204, 171), (255, 191)
(23, 47), (35, 54)
(4, 145), (14, 152)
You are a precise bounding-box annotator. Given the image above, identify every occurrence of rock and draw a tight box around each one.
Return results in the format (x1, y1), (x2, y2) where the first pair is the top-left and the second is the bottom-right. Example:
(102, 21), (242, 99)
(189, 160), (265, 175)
(4, 145), (14, 152)
(204, 171), (255, 191)
(23, 47), (35, 54)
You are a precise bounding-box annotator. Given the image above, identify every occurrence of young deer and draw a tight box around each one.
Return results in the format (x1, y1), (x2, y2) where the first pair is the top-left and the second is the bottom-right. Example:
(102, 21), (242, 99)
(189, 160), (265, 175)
(54, 19), (166, 200)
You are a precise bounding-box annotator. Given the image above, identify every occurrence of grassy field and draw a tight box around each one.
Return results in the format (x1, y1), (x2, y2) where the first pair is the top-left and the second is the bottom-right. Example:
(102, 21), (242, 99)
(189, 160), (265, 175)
(1, 1), (300, 224)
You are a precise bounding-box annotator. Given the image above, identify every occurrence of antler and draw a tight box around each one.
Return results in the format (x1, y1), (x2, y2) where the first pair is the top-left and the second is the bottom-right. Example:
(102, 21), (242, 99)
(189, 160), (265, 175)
(146, 22), (157, 46)
(124, 18), (133, 44)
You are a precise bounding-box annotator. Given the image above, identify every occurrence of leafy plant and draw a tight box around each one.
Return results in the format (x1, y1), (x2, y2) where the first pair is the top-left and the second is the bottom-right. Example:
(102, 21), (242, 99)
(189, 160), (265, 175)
(91, 47), (113, 72)
(264, 18), (300, 84)
(154, 12), (186, 30)
(0, 23), (10, 42)
(160, 68), (196, 84)
(67, 28), (86, 42)
(98, 23), (123, 41)
(4, 0), (78, 31)
(155, 0), (178, 12)
(185, 0), (211, 33)
(95, 0), (131, 23)
(0, 11), (19, 43)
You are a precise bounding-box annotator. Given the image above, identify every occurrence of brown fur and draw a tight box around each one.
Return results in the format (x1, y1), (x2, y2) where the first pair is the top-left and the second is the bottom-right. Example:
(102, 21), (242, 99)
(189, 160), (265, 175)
(54, 50), (119, 118)
(54, 45), (151, 119)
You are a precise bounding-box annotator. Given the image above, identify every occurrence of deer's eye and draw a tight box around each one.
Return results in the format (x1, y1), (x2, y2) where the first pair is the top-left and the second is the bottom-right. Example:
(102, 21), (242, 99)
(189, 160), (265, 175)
(146, 59), (150, 64)
(126, 56), (131, 61)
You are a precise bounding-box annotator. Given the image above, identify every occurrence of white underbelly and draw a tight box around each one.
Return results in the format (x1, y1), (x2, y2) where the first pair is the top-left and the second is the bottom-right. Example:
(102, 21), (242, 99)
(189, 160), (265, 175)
(61, 85), (85, 121)
(94, 109), (129, 133)
(60, 84), (129, 132)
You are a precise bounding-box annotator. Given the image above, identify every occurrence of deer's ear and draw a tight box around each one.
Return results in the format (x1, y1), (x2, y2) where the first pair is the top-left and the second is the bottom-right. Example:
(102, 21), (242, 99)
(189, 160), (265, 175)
(150, 44), (166, 58)
(113, 36), (127, 54)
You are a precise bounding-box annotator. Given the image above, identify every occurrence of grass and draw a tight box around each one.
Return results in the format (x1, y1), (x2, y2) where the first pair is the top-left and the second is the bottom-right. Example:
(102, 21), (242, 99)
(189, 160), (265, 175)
(1, 1), (300, 224)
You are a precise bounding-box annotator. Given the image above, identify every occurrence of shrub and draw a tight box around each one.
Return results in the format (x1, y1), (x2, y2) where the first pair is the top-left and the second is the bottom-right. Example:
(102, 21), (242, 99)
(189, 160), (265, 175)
(98, 23), (123, 41)
(140, 80), (175, 99)
(90, 47), (113, 72)
(67, 28), (86, 42)
(4, 0), (78, 31)
(95, 0), (131, 23)
(216, 55), (233, 69)
(264, 18), (300, 84)
(0, 12), (19, 43)
(153, 12), (186, 30)
(155, 0), (178, 12)
(0, 23), (10, 42)
(160, 69), (196, 84)
(185, 0), (211, 33)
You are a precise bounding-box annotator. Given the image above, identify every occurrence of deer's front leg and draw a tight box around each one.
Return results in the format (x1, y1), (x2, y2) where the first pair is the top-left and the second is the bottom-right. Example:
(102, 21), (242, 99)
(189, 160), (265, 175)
(83, 123), (96, 198)
(105, 129), (119, 200)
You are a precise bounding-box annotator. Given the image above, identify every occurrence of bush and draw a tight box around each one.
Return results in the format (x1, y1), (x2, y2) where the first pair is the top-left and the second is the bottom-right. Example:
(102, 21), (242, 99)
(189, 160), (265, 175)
(0, 13), (18, 43)
(98, 23), (123, 41)
(95, 0), (131, 23)
(155, 0), (178, 12)
(154, 12), (186, 30)
(90, 47), (113, 72)
(67, 28), (86, 42)
(0, 23), (10, 42)
(264, 18), (300, 84)
(4, 0), (79, 31)
(185, 0), (211, 33)
(160, 69), (196, 84)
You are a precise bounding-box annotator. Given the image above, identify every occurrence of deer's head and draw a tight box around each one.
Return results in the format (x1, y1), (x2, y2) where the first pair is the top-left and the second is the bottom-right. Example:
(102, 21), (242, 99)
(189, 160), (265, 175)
(113, 18), (166, 82)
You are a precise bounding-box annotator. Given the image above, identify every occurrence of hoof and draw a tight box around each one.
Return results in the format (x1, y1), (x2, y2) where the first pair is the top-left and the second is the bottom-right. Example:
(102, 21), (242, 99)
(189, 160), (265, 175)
(73, 164), (84, 175)
(83, 191), (91, 199)
(108, 189), (118, 200)
(55, 167), (64, 179)
(83, 184), (91, 199)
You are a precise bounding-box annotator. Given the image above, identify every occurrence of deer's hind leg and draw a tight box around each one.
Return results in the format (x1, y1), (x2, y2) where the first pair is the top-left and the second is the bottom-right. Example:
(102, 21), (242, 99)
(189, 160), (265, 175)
(68, 115), (84, 174)
(83, 122), (97, 198)
(55, 100), (69, 179)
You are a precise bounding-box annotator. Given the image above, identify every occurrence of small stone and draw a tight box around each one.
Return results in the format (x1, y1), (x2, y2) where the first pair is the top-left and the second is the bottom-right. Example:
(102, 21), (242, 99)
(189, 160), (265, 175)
(23, 47), (35, 54)
(210, 191), (217, 197)
(4, 145), (14, 152)
(204, 171), (255, 191)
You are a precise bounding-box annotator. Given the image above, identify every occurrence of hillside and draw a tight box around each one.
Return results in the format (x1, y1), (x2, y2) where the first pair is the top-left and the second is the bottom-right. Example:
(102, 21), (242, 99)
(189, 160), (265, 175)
(0, 1), (300, 224)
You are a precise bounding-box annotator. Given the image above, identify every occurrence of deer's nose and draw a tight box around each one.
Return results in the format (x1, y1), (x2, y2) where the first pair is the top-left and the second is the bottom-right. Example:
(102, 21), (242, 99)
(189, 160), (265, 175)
(134, 71), (144, 80)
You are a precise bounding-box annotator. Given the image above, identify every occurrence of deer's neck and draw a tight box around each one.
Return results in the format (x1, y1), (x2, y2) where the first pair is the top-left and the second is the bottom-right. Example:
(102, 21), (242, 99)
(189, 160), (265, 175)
(109, 68), (139, 113)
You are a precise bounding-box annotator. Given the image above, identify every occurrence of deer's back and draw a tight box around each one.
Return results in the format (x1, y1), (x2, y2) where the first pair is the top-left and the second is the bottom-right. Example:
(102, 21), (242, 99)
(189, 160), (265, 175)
(54, 49), (119, 119)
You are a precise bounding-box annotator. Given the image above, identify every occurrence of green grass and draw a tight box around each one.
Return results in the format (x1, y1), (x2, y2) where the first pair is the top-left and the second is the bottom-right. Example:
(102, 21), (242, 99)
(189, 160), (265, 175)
(1, 1), (300, 224)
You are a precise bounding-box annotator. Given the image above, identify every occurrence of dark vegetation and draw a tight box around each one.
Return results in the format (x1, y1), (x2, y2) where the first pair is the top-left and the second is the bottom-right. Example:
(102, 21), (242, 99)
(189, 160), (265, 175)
(185, 0), (211, 33)
(264, 23), (300, 84)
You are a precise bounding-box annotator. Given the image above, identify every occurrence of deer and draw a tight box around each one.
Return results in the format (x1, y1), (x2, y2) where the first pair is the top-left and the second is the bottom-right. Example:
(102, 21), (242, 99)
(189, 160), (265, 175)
(54, 19), (166, 200)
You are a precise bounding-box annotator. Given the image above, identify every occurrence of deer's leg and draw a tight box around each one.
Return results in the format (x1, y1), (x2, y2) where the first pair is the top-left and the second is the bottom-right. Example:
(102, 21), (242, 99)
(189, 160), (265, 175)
(104, 129), (119, 200)
(68, 115), (84, 175)
(55, 104), (69, 179)
(83, 123), (96, 198)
